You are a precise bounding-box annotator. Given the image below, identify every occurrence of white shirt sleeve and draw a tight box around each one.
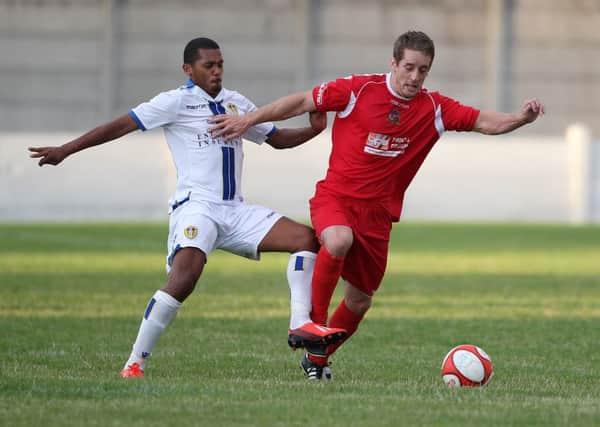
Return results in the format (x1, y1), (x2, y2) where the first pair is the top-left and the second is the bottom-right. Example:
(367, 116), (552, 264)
(239, 97), (276, 144)
(129, 90), (181, 131)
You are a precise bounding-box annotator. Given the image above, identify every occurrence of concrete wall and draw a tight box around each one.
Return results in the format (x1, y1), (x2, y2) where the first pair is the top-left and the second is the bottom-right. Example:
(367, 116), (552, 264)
(0, 131), (173, 220)
(2, 129), (599, 223)
(1, 0), (599, 135)
(2, 0), (599, 223)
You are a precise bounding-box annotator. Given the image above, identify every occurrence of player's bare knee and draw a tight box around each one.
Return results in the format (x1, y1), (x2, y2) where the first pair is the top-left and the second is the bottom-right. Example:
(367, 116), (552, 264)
(344, 282), (372, 314)
(324, 235), (352, 257)
(322, 226), (353, 256)
(354, 297), (372, 315)
(164, 250), (205, 301)
(294, 227), (320, 253)
(346, 295), (371, 315)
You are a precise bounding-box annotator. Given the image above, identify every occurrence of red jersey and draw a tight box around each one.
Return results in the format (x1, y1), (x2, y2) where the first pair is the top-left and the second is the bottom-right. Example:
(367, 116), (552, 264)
(312, 73), (479, 221)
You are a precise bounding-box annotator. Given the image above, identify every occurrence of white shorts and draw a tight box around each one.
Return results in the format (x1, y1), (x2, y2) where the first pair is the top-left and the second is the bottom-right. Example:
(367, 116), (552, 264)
(165, 197), (282, 272)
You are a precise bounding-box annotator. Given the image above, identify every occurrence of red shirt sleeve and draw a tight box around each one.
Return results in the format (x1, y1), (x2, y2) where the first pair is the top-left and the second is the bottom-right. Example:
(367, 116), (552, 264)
(312, 77), (354, 112)
(436, 93), (480, 132)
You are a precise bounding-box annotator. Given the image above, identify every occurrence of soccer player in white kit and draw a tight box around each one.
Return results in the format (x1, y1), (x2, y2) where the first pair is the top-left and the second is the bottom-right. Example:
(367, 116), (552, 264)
(29, 37), (346, 378)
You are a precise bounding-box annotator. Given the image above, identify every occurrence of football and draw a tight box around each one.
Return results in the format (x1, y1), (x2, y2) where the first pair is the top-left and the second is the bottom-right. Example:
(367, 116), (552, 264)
(441, 344), (493, 387)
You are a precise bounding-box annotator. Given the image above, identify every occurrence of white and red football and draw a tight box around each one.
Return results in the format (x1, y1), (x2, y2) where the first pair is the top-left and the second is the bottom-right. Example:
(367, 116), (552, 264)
(441, 344), (493, 387)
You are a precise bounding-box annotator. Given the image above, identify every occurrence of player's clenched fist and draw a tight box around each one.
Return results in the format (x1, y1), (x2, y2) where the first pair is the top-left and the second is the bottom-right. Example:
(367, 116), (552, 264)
(520, 98), (545, 123)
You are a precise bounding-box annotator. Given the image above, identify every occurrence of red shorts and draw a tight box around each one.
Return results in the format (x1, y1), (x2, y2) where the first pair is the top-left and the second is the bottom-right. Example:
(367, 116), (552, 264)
(309, 191), (392, 296)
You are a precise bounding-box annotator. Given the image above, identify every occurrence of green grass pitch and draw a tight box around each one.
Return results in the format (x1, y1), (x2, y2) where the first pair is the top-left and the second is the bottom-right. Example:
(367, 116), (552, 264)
(1, 222), (599, 426)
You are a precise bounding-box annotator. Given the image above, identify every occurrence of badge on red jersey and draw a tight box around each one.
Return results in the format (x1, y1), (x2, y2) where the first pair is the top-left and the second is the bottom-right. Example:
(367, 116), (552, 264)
(388, 109), (402, 125)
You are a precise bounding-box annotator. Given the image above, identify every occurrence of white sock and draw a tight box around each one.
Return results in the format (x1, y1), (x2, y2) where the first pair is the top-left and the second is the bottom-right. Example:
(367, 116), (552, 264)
(287, 251), (316, 329)
(124, 290), (181, 369)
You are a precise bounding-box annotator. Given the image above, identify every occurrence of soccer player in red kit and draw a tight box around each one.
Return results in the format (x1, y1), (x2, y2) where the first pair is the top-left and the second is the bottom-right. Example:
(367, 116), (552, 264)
(210, 31), (545, 380)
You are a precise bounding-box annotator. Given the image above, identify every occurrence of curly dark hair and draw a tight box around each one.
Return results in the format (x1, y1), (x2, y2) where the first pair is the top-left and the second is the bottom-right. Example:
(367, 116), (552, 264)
(183, 37), (220, 64)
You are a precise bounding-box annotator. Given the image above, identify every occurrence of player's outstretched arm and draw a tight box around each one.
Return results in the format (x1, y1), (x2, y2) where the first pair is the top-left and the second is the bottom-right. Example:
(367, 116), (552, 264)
(266, 111), (327, 149)
(209, 91), (317, 140)
(28, 114), (140, 166)
(472, 98), (545, 135)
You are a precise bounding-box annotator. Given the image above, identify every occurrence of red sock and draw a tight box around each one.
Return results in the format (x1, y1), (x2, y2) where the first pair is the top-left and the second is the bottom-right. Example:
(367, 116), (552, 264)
(308, 299), (364, 366)
(307, 353), (328, 366)
(310, 246), (344, 326)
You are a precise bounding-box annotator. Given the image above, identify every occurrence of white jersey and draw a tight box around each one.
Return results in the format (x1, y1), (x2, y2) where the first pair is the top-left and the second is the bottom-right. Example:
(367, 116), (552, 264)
(129, 79), (276, 206)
